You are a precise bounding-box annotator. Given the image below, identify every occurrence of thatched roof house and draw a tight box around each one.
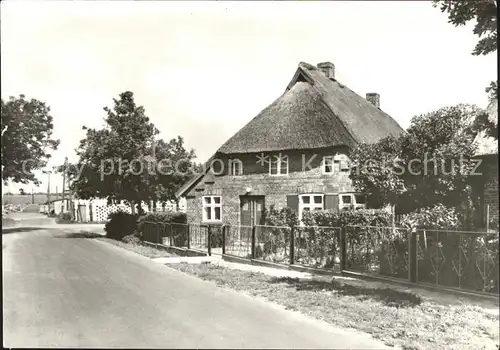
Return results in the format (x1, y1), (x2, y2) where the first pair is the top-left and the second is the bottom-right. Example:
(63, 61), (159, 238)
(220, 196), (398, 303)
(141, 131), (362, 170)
(177, 61), (405, 199)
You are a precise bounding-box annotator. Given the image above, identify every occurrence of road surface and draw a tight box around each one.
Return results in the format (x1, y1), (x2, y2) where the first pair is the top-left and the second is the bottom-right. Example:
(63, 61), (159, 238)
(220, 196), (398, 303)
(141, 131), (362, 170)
(3, 217), (389, 348)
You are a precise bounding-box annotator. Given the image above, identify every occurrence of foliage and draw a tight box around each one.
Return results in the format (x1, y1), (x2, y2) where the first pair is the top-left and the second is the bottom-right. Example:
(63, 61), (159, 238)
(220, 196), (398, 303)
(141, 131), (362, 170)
(488, 216), (499, 231)
(433, 0), (498, 138)
(71, 92), (197, 212)
(105, 210), (138, 240)
(259, 205), (299, 261)
(302, 209), (392, 228)
(349, 136), (406, 208)
(137, 211), (187, 234)
(399, 204), (460, 230)
(264, 205), (299, 229)
(300, 209), (397, 270)
(350, 104), (487, 213)
(1, 95), (60, 184)
(433, 0), (497, 56)
(122, 233), (142, 245)
(401, 104), (482, 211)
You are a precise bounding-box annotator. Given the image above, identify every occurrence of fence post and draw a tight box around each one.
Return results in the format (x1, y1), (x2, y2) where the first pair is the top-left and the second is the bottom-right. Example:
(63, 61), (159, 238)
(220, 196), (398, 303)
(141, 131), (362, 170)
(340, 226), (347, 271)
(222, 225), (226, 255)
(408, 230), (417, 283)
(156, 222), (160, 244)
(207, 225), (212, 256)
(289, 226), (295, 265)
(251, 225), (256, 259)
(187, 223), (191, 249)
(486, 204), (490, 231)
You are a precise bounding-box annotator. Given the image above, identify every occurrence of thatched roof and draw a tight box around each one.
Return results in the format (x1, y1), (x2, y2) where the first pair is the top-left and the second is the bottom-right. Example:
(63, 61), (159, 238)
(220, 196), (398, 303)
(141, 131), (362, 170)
(176, 61), (406, 198)
(217, 62), (405, 154)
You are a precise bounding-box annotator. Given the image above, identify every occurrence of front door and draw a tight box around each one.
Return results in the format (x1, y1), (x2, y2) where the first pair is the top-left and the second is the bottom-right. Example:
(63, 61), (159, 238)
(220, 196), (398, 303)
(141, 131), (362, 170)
(240, 196), (265, 227)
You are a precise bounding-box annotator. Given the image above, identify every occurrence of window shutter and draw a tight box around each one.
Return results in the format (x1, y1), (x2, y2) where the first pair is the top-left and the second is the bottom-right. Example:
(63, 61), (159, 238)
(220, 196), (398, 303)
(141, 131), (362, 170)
(286, 195), (299, 214)
(325, 194), (339, 212)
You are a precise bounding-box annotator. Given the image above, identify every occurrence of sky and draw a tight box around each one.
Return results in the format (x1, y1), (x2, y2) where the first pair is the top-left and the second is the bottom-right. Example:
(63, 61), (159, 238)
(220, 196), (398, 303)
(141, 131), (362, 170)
(1, 0), (497, 195)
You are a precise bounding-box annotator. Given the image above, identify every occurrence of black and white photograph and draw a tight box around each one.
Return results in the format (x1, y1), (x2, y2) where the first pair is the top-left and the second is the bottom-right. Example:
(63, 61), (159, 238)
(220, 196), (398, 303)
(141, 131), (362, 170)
(1, 1), (499, 349)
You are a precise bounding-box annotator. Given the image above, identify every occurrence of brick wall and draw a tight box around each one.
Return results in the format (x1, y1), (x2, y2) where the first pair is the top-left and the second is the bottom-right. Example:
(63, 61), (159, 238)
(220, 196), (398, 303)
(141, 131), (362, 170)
(185, 147), (356, 226)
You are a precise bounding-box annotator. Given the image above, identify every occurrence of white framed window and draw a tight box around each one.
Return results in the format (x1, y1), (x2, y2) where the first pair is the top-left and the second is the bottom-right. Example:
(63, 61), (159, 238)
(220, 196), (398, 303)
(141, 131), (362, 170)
(336, 154), (350, 172)
(322, 156), (334, 174)
(339, 193), (366, 211)
(202, 196), (222, 222)
(230, 159), (243, 176)
(322, 154), (350, 174)
(269, 153), (288, 176)
(298, 194), (324, 221)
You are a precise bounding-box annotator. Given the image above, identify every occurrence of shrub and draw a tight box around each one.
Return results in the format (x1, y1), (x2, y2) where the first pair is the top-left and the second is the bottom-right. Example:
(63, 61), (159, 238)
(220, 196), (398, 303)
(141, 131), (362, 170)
(105, 211), (139, 240)
(122, 233), (142, 245)
(298, 209), (392, 269)
(302, 209), (392, 228)
(264, 205), (299, 228)
(138, 211), (187, 225)
(399, 204), (459, 230)
(260, 206), (299, 262)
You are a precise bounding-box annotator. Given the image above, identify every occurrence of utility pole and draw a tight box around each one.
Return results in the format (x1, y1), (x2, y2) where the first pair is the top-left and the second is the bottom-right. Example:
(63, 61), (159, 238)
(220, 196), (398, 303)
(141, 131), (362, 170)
(31, 185), (34, 204)
(44, 170), (52, 212)
(61, 157), (67, 213)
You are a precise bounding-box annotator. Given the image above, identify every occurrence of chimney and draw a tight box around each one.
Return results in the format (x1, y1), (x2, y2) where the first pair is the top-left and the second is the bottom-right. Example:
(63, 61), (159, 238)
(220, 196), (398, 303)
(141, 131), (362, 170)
(317, 62), (335, 80)
(366, 93), (380, 108)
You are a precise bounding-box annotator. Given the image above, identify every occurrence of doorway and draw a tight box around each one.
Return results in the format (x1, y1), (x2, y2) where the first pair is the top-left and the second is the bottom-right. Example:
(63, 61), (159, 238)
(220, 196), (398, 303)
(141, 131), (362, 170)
(239, 196), (265, 227)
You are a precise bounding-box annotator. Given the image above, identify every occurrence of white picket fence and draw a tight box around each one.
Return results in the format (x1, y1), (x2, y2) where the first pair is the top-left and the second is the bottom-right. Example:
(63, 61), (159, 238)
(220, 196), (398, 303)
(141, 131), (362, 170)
(42, 198), (186, 222)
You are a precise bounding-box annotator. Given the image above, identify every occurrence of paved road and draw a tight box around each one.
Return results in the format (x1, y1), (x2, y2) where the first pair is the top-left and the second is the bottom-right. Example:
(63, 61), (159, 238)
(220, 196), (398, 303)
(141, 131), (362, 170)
(3, 223), (389, 348)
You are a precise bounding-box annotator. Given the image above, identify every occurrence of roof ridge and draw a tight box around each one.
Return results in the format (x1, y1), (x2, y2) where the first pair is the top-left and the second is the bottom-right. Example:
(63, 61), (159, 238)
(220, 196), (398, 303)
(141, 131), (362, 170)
(298, 62), (317, 70)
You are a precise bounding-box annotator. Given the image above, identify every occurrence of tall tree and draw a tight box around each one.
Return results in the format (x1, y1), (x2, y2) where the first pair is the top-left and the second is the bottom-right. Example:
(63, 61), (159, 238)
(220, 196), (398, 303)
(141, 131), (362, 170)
(433, 0), (497, 56)
(1, 95), (60, 184)
(350, 104), (487, 213)
(71, 91), (197, 213)
(349, 136), (406, 209)
(434, 0), (498, 139)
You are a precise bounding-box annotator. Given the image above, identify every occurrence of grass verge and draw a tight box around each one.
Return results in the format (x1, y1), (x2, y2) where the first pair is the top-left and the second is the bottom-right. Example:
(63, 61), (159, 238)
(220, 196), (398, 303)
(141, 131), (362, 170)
(168, 263), (499, 350)
(96, 237), (175, 258)
(2, 217), (17, 227)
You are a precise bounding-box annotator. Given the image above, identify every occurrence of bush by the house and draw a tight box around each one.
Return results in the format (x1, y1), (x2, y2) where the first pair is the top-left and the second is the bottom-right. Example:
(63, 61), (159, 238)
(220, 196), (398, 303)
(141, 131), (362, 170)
(399, 204), (498, 292)
(105, 211), (139, 241)
(298, 209), (393, 269)
(302, 208), (392, 228)
(399, 204), (460, 230)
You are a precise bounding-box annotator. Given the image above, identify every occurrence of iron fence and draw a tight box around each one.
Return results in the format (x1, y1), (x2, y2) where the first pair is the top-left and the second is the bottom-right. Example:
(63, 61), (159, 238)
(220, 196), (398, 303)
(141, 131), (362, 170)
(343, 225), (410, 279)
(142, 221), (161, 243)
(189, 223), (208, 252)
(415, 229), (499, 294)
(254, 225), (291, 263)
(224, 225), (253, 258)
(139, 220), (499, 295)
(294, 226), (341, 269)
(165, 223), (189, 247)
